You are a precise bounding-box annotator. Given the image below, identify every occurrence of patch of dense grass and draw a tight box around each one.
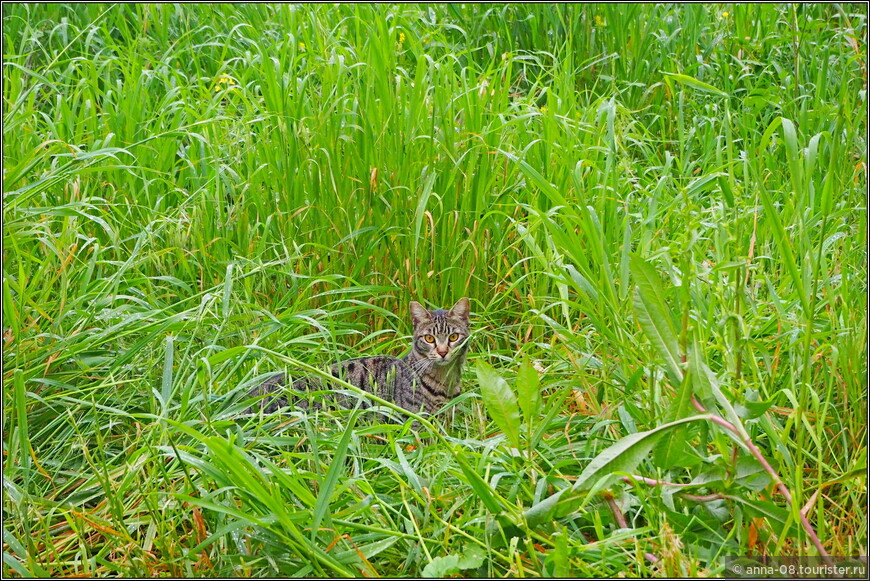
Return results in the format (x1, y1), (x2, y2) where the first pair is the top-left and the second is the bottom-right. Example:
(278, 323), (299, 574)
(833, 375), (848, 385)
(3, 3), (866, 577)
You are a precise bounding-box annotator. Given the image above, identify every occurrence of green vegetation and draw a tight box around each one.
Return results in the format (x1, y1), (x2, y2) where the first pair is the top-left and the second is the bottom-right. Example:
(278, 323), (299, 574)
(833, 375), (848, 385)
(3, 3), (866, 577)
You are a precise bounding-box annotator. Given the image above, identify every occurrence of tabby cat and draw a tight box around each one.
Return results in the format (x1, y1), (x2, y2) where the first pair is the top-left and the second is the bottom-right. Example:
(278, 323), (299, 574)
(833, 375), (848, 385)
(252, 298), (471, 418)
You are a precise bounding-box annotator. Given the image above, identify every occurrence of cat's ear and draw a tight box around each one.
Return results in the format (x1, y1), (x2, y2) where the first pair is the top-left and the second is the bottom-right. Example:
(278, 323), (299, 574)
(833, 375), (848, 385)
(448, 297), (470, 322)
(409, 301), (432, 326)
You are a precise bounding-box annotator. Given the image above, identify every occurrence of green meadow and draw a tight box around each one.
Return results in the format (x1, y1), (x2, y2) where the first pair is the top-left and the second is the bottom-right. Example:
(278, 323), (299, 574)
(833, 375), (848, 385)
(2, 3), (867, 577)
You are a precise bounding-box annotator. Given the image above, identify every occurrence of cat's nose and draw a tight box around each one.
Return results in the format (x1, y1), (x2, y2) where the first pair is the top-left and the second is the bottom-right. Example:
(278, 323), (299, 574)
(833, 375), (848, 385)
(436, 347), (448, 357)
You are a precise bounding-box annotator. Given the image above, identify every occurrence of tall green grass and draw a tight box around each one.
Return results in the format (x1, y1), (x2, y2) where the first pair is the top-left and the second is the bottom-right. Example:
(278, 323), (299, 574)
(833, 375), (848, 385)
(3, 3), (866, 577)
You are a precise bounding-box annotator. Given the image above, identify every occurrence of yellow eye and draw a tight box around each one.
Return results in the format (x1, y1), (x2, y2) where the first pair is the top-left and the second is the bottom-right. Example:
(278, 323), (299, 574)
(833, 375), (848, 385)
(449, 333), (459, 342)
(424, 334), (435, 343)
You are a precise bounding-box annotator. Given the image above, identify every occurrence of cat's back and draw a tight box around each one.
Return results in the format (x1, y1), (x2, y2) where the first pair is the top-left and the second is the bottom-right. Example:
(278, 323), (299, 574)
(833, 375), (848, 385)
(327, 355), (411, 397)
(329, 355), (452, 415)
(254, 354), (452, 415)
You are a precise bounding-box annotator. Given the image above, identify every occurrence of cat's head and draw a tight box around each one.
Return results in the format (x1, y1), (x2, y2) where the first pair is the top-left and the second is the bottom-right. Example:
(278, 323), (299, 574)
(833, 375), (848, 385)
(409, 298), (470, 365)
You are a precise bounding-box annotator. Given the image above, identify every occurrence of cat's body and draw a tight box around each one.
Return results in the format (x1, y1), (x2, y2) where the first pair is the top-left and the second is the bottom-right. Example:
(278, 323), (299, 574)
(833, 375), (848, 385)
(252, 298), (470, 417)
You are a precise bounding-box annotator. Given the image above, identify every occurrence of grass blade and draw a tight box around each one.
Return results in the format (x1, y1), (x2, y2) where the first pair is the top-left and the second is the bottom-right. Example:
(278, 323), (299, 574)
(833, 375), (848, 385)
(629, 254), (682, 384)
(310, 408), (359, 542)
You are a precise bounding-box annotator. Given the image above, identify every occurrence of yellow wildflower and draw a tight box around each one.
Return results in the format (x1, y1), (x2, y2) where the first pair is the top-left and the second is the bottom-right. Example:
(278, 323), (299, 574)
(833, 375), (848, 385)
(399, 32), (406, 43)
(594, 15), (605, 27)
(722, 11), (729, 18)
(299, 42), (306, 52)
(214, 73), (239, 93)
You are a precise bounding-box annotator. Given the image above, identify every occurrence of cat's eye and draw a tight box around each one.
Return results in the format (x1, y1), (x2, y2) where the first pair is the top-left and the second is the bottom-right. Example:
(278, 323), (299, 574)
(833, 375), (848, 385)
(424, 334), (435, 343)
(448, 333), (459, 342)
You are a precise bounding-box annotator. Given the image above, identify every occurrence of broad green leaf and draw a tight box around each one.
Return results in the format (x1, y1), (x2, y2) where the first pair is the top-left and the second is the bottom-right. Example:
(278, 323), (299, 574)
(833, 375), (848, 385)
(523, 488), (568, 528)
(422, 547), (485, 578)
(516, 357), (542, 423)
(522, 486), (589, 530)
(573, 415), (713, 491)
(734, 497), (796, 537)
(652, 366), (696, 468)
(734, 456), (772, 492)
(457, 545), (486, 569)
(629, 254), (683, 385)
(780, 117), (804, 200)
(422, 555), (461, 578)
(735, 390), (776, 420)
(553, 526), (569, 577)
(475, 361), (521, 449)
(662, 72), (728, 97)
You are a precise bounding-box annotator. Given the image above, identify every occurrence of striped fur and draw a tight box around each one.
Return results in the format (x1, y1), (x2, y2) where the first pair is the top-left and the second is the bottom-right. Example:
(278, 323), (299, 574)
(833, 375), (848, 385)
(252, 298), (471, 417)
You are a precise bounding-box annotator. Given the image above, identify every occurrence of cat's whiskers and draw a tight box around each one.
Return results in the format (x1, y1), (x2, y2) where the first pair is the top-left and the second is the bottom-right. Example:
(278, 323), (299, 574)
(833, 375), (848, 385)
(408, 357), (434, 375)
